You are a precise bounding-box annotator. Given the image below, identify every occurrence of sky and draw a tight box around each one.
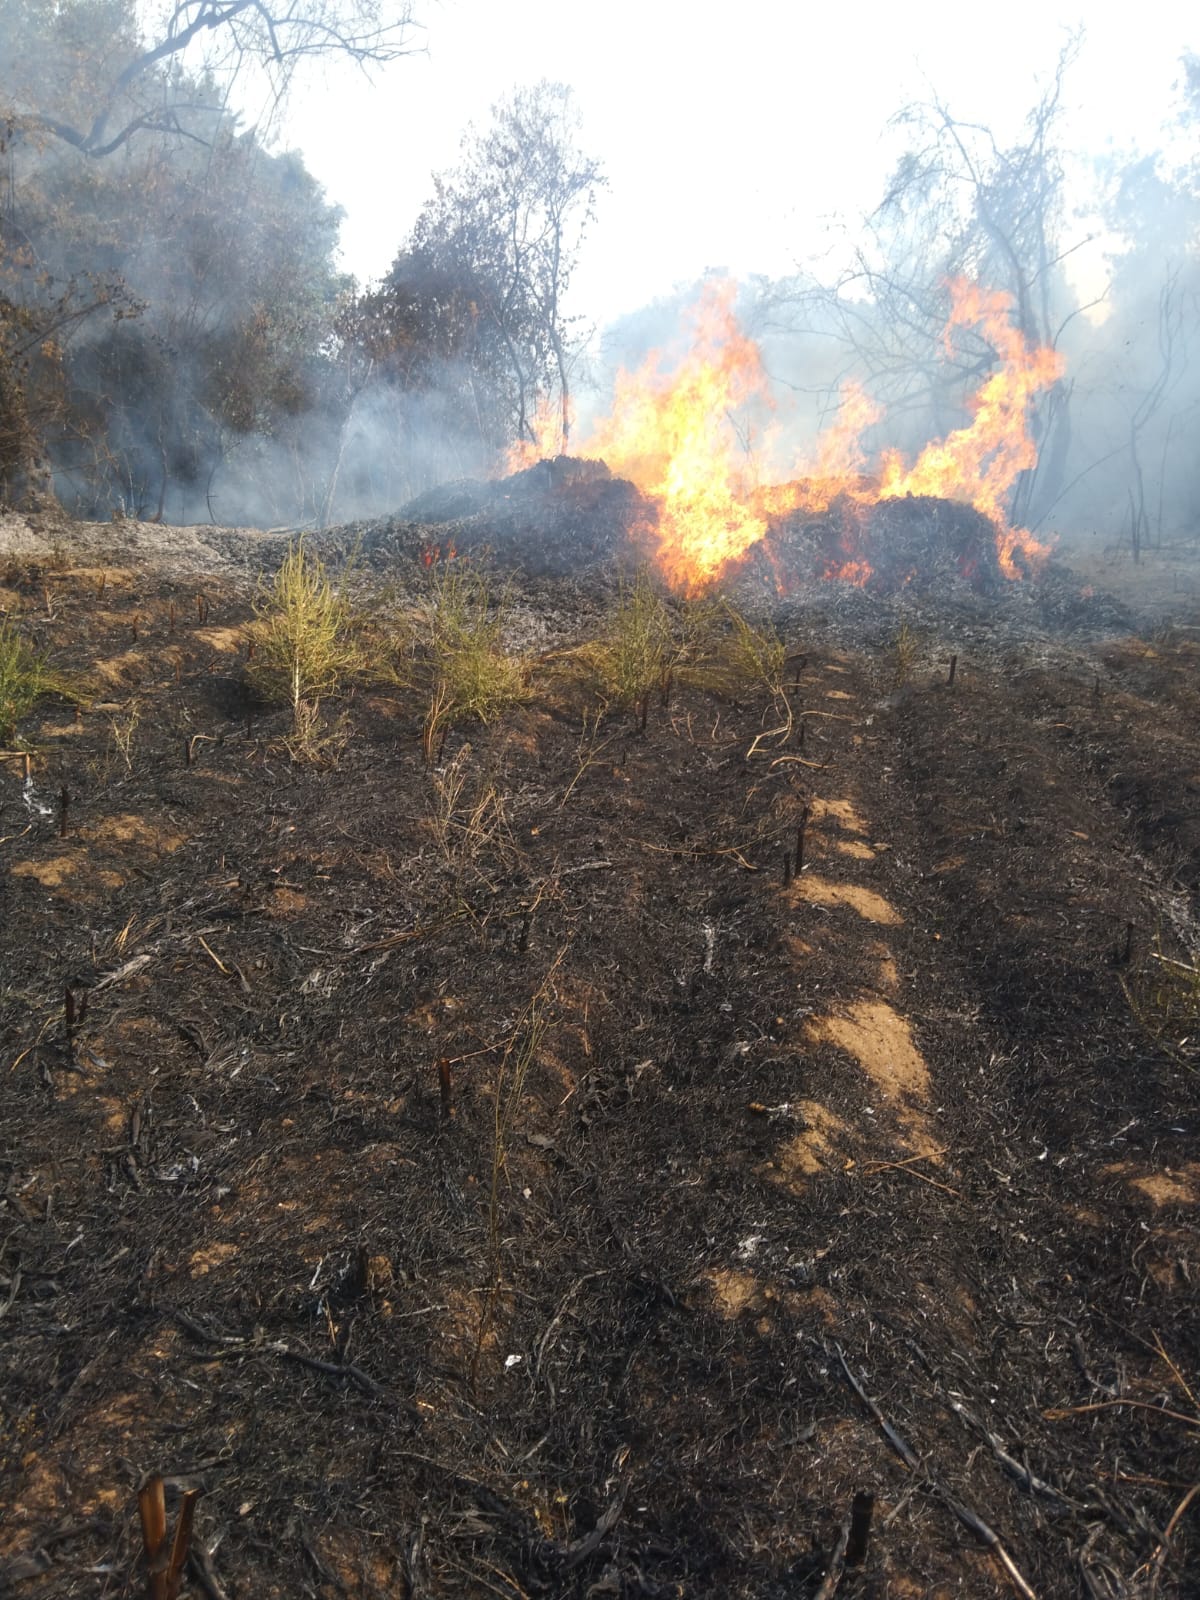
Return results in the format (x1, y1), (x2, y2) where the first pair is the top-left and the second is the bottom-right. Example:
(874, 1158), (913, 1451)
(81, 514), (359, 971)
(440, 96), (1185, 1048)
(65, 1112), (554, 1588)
(258, 1), (1192, 328)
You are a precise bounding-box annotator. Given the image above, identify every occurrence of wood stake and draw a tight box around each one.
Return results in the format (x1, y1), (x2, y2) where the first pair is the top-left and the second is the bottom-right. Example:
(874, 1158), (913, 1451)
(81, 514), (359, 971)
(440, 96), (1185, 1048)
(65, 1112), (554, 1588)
(59, 785), (69, 838)
(948, 654), (957, 686)
(137, 1475), (199, 1600)
(168, 601), (176, 634)
(438, 1057), (453, 1121)
(796, 806), (810, 873)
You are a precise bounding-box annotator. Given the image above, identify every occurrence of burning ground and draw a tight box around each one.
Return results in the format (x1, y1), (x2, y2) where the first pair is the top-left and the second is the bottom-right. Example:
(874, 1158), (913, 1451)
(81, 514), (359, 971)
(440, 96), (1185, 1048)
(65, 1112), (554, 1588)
(0, 497), (1198, 1600)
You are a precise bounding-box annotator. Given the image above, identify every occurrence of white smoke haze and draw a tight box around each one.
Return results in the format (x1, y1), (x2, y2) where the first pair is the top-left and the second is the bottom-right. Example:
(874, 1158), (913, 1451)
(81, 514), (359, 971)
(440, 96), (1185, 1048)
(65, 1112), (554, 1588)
(1, 0), (1198, 567)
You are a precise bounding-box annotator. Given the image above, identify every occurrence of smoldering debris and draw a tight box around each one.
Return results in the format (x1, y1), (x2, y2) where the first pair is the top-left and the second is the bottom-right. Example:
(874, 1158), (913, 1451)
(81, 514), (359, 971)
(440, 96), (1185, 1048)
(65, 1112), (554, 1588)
(325, 458), (1026, 599)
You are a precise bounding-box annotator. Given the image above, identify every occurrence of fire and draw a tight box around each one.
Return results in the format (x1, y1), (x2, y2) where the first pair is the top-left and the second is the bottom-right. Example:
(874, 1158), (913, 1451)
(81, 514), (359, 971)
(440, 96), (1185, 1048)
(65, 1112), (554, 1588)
(505, 395), (568, 474)
(578, 281), (776, 590)
(542, 276), (1062, 591)
(876, 281), (1063, 577)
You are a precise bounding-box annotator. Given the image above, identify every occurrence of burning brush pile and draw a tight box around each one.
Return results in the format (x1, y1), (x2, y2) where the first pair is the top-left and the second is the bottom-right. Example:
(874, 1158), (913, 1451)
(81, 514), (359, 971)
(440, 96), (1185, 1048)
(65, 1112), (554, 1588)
(345, 278), (1061, 599)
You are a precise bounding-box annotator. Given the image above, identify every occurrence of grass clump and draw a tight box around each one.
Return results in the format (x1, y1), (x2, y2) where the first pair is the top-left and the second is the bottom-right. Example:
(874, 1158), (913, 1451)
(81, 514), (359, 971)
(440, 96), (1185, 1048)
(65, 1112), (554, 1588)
(576, 570), (677, 708)
(1124, 937), (1200, 1068)
(247, 542), (360, 754)
(418, 570), (528, 749)
(690, 603), (787, 697)
(0, 618), (74, 741)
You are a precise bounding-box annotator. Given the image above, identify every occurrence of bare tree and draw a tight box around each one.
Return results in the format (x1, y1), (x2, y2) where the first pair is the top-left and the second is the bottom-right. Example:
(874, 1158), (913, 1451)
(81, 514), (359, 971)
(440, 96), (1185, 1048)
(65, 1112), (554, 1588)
(2, 0), (418, 157)
(407, 83), (604, 455)
(479, 83), (604, 450)
(774, 42), (1083, 525)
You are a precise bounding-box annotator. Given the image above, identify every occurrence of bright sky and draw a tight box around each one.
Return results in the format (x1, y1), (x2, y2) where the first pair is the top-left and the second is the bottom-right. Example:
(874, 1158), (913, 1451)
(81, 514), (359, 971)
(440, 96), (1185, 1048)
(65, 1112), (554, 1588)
(267, 0), (1192, 326)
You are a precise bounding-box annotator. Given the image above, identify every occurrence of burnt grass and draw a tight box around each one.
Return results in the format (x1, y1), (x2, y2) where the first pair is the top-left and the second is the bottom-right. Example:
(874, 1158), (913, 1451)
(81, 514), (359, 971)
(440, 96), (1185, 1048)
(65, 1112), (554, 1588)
(1, 523), (1199, 1600)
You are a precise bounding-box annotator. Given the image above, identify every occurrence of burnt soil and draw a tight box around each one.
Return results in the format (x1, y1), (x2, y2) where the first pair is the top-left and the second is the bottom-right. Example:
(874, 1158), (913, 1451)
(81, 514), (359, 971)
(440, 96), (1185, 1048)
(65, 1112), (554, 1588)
(1, 510), (1199, 1600)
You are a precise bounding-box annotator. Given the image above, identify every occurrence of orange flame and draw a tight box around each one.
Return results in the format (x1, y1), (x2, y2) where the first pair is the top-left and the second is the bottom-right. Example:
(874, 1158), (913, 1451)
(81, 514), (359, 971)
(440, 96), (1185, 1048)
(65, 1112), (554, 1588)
(577, 281), (776, 590)
(507, 276), (1062, 590)
(877, 280), (1063, 577)
(504, 394), (569, 475)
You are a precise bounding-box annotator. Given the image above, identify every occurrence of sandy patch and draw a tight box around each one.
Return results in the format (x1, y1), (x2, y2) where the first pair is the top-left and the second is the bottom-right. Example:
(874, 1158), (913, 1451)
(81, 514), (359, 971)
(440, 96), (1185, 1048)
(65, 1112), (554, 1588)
(808, 999), (930, 1102)
(705, 1269), (763, 1318)
(1104, 1162), (1199, 1207)
(189, 1242), (239, 1276)
(830, 837), (876, 860)
(87, 813), (187, 853)
(809, 796), (868, 834)
(806, 999), (938, 1155)
(793, 875), (902, 926)
(92, 649), (147, 685)
(10, 855), (125, 894)
(931, 855), (967, 875)
(772, 1099), (854, 1181)
(193, 625), (245, 654)
(268, 885), (307, 916)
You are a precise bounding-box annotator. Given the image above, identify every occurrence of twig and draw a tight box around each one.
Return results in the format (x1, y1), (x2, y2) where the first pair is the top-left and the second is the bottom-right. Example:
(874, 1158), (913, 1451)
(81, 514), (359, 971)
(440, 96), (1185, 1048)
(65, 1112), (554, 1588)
(836, 1346), (1039, 1599)
(835, 1344), (920, 1469)
(1043, 1400), (1200, 1430)
(1146, 1482), (1200, 1591)
(941, 1492), (1038, 1600)
(196, 936), (230, 975)
(813, 1520), (849, 1600)
(858, 1158), (963, 1199)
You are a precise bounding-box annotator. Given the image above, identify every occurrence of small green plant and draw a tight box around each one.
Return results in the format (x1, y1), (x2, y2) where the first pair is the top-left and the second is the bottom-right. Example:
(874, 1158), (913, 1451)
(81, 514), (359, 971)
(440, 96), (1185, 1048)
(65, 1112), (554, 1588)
(423, 569), (527, 732)
(246, 542), (360, 748)
(0, 618), (73, 741)
(576, 570), (676, 708)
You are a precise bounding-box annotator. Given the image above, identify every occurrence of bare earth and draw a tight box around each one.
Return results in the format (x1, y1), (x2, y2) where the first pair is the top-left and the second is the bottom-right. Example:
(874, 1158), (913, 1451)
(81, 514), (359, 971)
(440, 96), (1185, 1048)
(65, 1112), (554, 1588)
(1, 508), (1198, 1599)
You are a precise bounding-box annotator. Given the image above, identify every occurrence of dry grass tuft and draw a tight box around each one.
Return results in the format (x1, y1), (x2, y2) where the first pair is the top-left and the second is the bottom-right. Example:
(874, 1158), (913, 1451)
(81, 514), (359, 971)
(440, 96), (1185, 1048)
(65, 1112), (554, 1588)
(1124, 939), (1200, 1069)
(246, 542), (360, 759)
(0, 617), (76, 741)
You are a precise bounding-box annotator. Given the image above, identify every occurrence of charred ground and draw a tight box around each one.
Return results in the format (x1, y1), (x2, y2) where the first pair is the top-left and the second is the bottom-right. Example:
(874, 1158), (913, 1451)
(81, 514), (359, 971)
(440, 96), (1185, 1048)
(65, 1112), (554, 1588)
(0, 497), (1198, 1600)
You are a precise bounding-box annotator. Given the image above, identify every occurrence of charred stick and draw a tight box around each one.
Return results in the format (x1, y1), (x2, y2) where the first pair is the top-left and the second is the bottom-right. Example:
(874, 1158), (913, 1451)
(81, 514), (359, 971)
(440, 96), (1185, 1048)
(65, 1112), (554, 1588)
(813, 1521), (849, 1600)
(948, 653), (957, 686)
(59, 785), (69, 838)
(846, 1490), (875, 1567)
(835, 1344), (920, 1470)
